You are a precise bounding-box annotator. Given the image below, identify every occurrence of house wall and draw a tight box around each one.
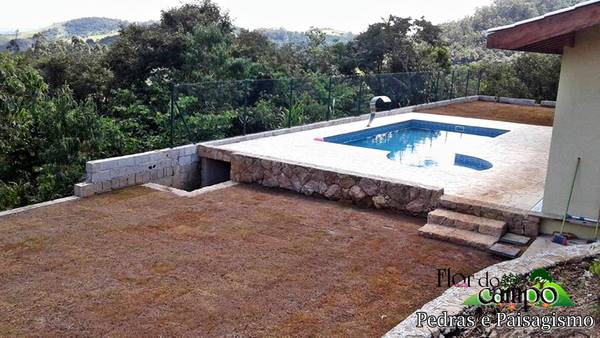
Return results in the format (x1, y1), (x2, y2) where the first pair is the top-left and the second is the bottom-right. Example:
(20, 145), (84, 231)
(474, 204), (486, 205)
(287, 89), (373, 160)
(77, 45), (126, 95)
(542, 25), (600, 219)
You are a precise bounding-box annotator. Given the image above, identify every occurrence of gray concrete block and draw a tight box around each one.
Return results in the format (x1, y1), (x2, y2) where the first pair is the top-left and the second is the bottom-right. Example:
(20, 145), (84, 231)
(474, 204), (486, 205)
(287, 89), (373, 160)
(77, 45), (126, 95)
(151, 168), (161, 180)
(74, 182), (95, 198)
(179, 155), (193, 166)
(540, 100), (556, 107)
(499, 97), (536, 106)
(135, 172), (144, 184)
(111, 177), (121, 189)
(101, 181), (112, 193)
(135, 155), (150, 165)
(126, 174), (136, 186)
(478, 95), (497, 102)
(117, 157), (135, 167)
(90, 170), (111, 184)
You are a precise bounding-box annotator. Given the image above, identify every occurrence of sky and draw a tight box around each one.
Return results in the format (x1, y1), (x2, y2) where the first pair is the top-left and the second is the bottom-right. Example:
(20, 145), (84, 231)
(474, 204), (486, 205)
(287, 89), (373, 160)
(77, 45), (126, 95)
(0, 0), (492, 33)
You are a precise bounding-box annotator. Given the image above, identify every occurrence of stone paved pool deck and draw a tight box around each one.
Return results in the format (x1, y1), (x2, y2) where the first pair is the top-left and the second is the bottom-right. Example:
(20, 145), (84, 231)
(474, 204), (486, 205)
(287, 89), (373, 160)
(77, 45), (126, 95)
(211, 103), (552, 212)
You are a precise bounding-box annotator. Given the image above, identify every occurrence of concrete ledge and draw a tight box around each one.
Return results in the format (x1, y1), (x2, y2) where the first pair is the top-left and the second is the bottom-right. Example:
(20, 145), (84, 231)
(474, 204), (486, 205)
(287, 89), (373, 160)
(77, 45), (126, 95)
(383, 242), (600, 338)
(478, 95), (498, 102)
(498, 97), (536, 106)
(540, 100), (556, 107)
(0, 196), (79, 219)
(143, 181), (238, 197)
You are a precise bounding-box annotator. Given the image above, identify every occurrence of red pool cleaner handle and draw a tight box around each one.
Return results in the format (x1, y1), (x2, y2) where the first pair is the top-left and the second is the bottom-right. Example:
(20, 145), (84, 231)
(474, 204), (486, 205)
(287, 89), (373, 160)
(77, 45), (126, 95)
(554, 157), (581, 245)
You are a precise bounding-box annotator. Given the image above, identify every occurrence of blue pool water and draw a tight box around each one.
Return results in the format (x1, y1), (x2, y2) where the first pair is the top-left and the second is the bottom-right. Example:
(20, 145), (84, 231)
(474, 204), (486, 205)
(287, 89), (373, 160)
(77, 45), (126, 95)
(324, 120), (509, 171)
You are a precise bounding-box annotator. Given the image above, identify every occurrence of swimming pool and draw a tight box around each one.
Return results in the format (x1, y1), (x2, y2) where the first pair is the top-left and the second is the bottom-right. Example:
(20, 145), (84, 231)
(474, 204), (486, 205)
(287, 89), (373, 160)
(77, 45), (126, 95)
(323, 120), (509, 171)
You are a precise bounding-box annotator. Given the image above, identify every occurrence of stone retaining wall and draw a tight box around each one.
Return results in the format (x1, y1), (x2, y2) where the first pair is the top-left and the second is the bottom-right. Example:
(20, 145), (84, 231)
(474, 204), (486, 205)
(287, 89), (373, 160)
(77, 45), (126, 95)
(74, 144), (200, 197)
(383, 242), (600, 338)
(230, 153), (444, 216)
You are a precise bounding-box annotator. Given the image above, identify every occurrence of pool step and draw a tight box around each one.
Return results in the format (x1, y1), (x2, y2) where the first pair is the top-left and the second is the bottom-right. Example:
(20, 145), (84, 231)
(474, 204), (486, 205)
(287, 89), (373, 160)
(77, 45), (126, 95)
(418, 223), (498, 250)
(427, 208), (507, 239)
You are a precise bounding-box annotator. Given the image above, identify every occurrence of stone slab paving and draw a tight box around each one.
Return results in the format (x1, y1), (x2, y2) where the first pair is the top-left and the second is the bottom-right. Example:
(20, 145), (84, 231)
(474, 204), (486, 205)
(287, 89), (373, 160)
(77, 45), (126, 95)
(521, 235), (565, 257)
(383, 242), (600, 338)
(488, 242), (522, 258)
(501, 232), (531, 245)
(214, 110), (551, 211)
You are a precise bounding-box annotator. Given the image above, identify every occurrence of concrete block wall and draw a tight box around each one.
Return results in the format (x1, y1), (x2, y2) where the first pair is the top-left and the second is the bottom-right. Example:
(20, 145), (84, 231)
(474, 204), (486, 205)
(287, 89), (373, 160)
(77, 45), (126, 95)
(74, 144), (200, 197)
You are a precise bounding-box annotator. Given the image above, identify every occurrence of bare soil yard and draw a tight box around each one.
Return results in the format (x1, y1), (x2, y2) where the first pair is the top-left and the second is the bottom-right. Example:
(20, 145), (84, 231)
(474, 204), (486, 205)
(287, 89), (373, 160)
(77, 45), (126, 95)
(420, 101), (554, 126)
(0, 184), (500, 336)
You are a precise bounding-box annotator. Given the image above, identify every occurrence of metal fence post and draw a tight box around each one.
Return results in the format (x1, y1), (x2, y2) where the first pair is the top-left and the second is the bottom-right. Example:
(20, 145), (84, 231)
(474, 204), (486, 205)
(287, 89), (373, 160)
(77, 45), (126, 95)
(326, 76), (332, 121)
(476, 69), (483, 95)
(433, 71), (440, 101)
(464, 69), (470, 97)
(449, 70), (455, 99)
(356, 79), (364, 115)
(243, 80), (250, 135)
(288, 79), (294, 128)
(406, 72), (412, 105)
(170, 83), (175, 148)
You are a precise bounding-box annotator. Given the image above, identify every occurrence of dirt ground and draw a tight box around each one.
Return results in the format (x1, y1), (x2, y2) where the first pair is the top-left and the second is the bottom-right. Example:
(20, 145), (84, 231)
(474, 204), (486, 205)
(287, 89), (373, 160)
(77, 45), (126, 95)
(0, 184), (500, 337)
(419, 101), (554, 126)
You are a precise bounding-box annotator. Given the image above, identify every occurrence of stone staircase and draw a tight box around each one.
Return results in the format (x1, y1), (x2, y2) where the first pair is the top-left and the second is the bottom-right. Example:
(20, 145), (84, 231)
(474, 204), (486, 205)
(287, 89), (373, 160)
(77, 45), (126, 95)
(419, 196), (535, 258)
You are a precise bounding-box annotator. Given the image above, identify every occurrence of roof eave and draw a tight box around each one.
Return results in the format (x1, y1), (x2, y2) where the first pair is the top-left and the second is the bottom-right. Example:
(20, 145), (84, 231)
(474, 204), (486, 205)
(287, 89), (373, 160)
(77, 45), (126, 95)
(485, 0), (600, 54)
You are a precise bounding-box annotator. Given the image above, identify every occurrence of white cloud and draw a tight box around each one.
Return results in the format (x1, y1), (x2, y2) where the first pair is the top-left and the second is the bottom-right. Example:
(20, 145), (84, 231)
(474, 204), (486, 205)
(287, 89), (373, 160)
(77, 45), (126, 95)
(0, 0), (492, 33)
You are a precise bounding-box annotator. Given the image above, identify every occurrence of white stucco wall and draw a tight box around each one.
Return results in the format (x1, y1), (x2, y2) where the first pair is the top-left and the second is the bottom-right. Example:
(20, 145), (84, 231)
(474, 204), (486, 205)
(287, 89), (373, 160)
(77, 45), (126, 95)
(542, 25), (600, 219)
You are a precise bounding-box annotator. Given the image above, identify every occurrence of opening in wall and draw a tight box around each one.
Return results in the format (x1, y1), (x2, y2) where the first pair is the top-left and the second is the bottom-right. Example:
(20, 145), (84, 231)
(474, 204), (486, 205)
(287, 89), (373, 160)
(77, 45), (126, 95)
(200, 158), (231, 188)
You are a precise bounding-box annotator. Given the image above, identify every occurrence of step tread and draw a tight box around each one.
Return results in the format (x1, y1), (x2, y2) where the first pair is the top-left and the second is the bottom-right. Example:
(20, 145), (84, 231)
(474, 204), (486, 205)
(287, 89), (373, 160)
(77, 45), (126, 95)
(429, 208), (506, 228)
(418, 223), (498, 250)
(500, 233), (531, 245)
(428, 208), (507, 238)
(489, 243), (521, 259)
(439, 194), (529, 215)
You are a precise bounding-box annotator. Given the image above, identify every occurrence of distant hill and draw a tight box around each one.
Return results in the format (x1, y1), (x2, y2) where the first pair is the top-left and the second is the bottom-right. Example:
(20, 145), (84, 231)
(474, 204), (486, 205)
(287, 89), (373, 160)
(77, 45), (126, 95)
(256, 28), (354, 45)
(0, 17), (127, 50)
(1, 17), (355, 51)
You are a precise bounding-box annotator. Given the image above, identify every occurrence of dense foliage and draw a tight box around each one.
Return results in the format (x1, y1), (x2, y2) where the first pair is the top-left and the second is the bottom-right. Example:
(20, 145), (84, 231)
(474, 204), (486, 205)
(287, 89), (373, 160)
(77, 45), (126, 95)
(0, 0), (571, 210)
